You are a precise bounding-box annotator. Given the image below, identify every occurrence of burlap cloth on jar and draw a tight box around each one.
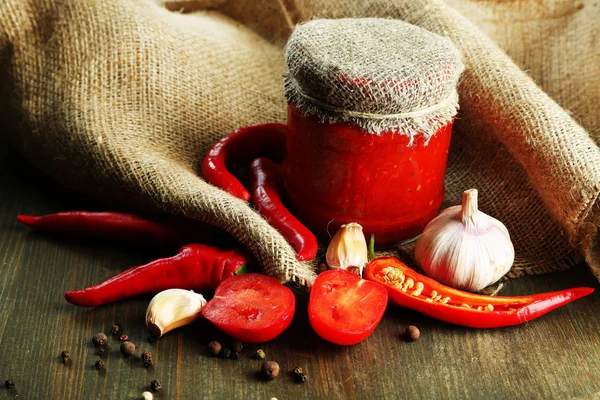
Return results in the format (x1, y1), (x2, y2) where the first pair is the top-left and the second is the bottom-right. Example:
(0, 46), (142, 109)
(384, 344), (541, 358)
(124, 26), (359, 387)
(1, 0), (598, 286)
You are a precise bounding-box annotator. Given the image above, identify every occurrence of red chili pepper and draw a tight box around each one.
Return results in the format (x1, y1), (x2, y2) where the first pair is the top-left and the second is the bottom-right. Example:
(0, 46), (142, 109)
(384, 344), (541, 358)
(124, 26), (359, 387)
(364, 257), (594, 328)
(17, 212), (230, 248)
(247, 158), (317, 261)
(64, 244), (250, 307)
(201, 123), (288, 201)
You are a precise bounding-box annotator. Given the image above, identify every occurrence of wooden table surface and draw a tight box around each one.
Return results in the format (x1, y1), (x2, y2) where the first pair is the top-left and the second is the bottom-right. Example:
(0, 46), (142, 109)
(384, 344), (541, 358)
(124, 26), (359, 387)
(1, 140), (600, 400)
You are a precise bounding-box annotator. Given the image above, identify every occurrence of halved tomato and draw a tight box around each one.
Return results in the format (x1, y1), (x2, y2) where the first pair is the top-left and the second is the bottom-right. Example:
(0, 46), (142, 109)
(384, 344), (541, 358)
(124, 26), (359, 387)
(202, 273), (295, 343)
(308, 270), (388, 346)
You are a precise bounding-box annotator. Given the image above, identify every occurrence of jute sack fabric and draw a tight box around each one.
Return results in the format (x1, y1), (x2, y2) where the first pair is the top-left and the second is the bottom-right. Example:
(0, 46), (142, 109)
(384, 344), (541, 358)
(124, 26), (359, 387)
(1, 0), (599, 284)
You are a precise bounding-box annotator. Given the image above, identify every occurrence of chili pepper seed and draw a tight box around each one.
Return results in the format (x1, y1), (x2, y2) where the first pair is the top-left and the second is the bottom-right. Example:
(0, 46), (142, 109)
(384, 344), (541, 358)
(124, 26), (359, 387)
(141, 351), (153, 368)
(142, 391), (153, 400)
(120, 341), (136, 357)
(405, 325), (420, 341)
(92, 332), (108, 347)
(208, 341), (222, 357)
(255, 349), (266, 360)
(4, 379), (15, 389)
(150, 379), (162, 392)
(261, 361), (280, 380)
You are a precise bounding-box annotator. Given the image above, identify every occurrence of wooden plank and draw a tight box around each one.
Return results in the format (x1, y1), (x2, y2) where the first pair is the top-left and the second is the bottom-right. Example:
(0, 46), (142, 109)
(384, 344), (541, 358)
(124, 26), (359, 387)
(0, 141), (599, 400)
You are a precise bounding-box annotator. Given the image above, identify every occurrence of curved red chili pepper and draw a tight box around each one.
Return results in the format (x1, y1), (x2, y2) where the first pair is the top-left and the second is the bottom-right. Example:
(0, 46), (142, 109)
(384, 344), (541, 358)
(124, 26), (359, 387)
(364, 257), (594, 329)
(248, 158), (317, 261)
(17, 212), (231, 248)
(65, 244), (250, 307)
(201, 123), (288, 201)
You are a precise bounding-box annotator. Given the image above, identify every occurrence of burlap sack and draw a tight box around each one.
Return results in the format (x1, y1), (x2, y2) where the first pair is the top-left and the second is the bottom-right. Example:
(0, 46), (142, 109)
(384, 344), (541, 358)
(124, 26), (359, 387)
(1, 0), (598, 285)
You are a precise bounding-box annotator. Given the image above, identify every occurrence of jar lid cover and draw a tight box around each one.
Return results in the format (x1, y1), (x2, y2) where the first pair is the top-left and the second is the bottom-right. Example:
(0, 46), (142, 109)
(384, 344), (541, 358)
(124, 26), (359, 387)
(284, 18), (464, 139)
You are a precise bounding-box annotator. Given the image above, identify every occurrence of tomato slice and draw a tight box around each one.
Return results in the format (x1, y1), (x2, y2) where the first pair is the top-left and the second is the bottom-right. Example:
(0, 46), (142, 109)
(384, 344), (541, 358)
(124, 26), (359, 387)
(308, 270), (388, 346)
(202, 273), (295, 343)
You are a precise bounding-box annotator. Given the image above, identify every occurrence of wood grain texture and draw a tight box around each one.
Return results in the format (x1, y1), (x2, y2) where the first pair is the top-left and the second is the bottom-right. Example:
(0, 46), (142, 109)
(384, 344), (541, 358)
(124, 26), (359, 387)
(0, 140), (599, 400)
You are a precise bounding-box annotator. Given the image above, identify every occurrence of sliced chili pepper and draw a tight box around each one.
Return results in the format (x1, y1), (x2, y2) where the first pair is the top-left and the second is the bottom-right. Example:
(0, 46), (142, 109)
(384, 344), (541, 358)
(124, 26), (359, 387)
(201, 123), (288, 201)
(65, 244), (250, 307)
(17, 212), (230, 248)
(364, 257), (594, 329)
(248, 158), (317, 261)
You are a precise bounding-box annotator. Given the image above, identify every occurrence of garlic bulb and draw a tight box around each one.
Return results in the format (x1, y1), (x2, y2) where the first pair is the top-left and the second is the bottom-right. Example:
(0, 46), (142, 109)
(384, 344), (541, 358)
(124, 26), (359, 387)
(414, 189), (514, 292)
(145, 289), (206, 338)
(326, 222), (368, 274)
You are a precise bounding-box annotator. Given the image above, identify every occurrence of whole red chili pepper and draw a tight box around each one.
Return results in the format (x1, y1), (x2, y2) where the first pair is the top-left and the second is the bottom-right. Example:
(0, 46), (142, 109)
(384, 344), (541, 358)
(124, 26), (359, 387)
(364, 257), (594, 329)
(64, 244), (250, 307)
(17, 212), (230, 248)
(248, 158), (317, 261)
(201, 123), (287, 201)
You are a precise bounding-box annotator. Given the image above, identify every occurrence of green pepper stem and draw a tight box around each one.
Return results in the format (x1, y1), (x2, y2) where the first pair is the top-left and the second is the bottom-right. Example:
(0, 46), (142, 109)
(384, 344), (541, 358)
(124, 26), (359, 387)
(234, 264), (250, 275)
(369, 234), (376, 261)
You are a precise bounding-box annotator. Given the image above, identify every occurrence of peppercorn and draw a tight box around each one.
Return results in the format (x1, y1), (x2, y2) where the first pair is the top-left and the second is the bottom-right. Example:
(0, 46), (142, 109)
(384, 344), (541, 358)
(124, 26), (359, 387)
(95, 360), (105, 370)
(120, 341), (136, 357)
(92, 332), (108, 347)
(150, 379), (162, 392)
(208, 341), (222, 357)
(261, 361), (280, 380)
(96, 347), (107, 356)
(405, 325), (420, 341)
(231, 340), (243, 353)
(61, 350), (70, 364)
(4, 379), (14, 389)
(119, 334), (129, 342)
(295, 373), (307, 383)
(110, 323), (121, 335)
(219, 347), (232, 359)
(231, 352), (239, 360)
(255, 349), (266, 360)
(141, 352), (153, 368)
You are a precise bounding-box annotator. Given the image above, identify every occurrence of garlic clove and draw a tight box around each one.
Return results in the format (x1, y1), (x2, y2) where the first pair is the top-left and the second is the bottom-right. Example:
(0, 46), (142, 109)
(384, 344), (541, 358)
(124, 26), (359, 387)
(326, 222), (369, 274)
(145, 289), (207, 338)
(415, 189), (514, 292)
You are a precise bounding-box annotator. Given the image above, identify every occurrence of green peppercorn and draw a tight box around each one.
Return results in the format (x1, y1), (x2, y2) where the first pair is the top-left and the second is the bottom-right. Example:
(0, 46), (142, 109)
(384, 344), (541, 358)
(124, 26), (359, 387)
(150, 379), (162, 392)
(255, 349), (266, 360)
(405, 325), (420, 341)
(60, 350), (70, 364)
(92, 332), (108, 347)
(95, 360), (105, 370)
(219, 347), (232, 359)
(231, 340), (243, 353)
(141, 351), (153, 368)
(208, 341), (222, 357)
(4, 379), (15, 389)
(261, 361), (280, 380)
(110, 323), (121, 335)
(120, 341), (136, 357)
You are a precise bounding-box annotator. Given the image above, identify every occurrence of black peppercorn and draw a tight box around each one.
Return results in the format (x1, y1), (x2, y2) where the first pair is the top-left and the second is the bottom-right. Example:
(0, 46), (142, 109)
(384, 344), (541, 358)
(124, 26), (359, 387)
(208, 341), (222, 357)
(231, 340), (243, 353)
(4, 379), (14, 389)
(255, 349), (266, 360)
(120, 341), (136, 357)
(92, 332), (108, 347)
(61, 350), (70, 364)
(219, 347), (232, 359)
(405, 325), (420, 341)
(95, 360), (105, 370)
(230, 352), (239, 360)
(110, 323), (121, 335)
(141, 351), (153, 368)
(150, 379), (162, 392)
(295, 373), (307, 383)
(96, 347), (107, 356)
(261, 361), (280, 380)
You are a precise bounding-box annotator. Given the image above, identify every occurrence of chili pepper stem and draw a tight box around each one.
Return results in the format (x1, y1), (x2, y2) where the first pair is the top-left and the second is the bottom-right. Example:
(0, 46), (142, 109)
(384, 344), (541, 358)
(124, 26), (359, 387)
(369, 234), (376, 261)
(234, 264), (250, 275)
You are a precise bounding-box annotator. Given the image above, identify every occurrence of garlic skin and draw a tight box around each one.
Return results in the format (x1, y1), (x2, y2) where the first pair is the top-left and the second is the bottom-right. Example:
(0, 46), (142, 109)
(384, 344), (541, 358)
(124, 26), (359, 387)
(326, 222), (369, 274)
(145, 289), (206, 338)
(415, 189), (514, 292)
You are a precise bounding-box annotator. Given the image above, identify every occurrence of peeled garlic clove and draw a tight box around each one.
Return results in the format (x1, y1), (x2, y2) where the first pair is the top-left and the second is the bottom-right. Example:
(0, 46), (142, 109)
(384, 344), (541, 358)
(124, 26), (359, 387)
(146, 289), (206, 338)
(326, 222), (369, 274)
(415, 189), (514, 292)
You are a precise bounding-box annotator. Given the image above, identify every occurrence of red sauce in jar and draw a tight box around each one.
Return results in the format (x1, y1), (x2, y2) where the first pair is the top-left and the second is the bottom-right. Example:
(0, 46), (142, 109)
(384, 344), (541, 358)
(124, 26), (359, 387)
(282, 105), (453, 244)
